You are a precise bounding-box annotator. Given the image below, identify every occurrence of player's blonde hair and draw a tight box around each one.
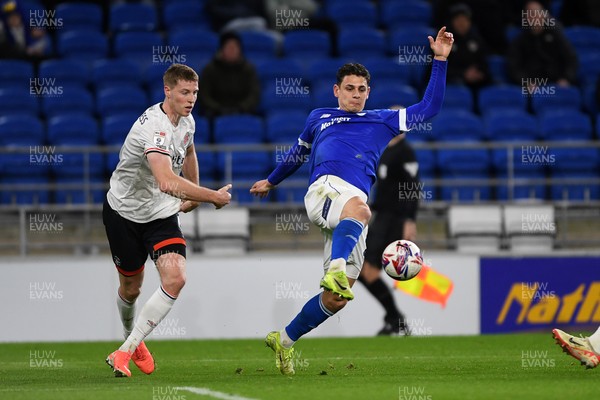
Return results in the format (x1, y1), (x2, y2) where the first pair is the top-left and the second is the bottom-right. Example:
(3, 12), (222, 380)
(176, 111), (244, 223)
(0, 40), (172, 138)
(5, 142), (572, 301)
(163, 64), (198, 88)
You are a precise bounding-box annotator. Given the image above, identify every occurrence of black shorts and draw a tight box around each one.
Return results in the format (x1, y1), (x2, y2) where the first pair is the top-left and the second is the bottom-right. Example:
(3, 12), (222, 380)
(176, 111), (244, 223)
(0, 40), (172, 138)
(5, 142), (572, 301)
(364, 212), (407, 268)
(102, 198), (186, 276)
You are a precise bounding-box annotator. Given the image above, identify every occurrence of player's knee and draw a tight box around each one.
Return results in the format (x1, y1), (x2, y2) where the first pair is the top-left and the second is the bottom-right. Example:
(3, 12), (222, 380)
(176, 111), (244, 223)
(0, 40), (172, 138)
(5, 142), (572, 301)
(120, 285), (141, 301)
(357, 204), (372, 224)
(163, 272), (186, 295)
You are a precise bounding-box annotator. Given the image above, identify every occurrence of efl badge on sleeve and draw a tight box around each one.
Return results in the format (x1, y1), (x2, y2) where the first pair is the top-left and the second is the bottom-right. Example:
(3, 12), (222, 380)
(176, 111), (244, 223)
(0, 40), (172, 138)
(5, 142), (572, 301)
(154, 131), (166, 148)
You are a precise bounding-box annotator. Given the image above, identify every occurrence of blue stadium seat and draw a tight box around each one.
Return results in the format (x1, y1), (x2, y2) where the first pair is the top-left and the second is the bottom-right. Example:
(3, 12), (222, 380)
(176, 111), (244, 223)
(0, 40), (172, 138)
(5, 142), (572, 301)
(57, 30), (109, 63)
(167, 28), (218, 62)
(443, 85), (473, 112)
(0, 89), (39, 118)
(339, 28), (385, 59)
(582, 84), (598, 116)
(550, 171), (600, 201)
(539, 111), (593, 141)
(217, 151), (271, 178)
(326, 2), (377, 30)
(41, 87), (94, 119)
(163, 2), (207, 31)
(429, 110), (485, 141)
(367, 83), (419, 110)
(487, 55), (509, 84)
(0, 60), (33, 90)
(113, 31), (164, 68)
(495, 167), (546, 200)
(0, 116), (44, 146)
(306, 58), (345, 86)
(412, 147), (436, 176)
(388, 26), (435, 56)
(531, 86), (582, 115)
(283, 30), (331, 59)
(194, 116), (211, 144)
(91, 59), (142, 91)
(54, 176), (105, 204)
(576, 52), (600, 86)
(56, 2), (103, 32)
(485, 111), (540, 141)
(0, 176), (50, 205)
(39, 59), (90, 89)
(109, 3), (158, 32)
(363, 57), (411, 86)
(196, 150), (218, 182)
(564, 26), (600, 55)
(260, 81), (312, 114)
(265, 110), (307, 143)
(239, 30), (278, 60)
(439, 170), (492, 202)
(149, 86), (165, 105)
(213, 115), (265, 143)
(478, 85), (527, 115)
(274, 183), (308, 204)
(311, 85), (337, 109)
(101, 113), (138, 173)
(256, 59), (304, 87)
(96, 86), (148, 118)
(143, 63), (170, 90)
(380, 1), (431, 31)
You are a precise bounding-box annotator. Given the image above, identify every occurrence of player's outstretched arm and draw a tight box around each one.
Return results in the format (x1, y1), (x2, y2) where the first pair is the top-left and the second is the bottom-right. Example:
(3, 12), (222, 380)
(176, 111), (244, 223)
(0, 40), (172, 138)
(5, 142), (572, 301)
(428, 26), (454, 61)
(250, 179), (276, 198)
(180, 143), (200, 212)
(147, 152), (232, 209)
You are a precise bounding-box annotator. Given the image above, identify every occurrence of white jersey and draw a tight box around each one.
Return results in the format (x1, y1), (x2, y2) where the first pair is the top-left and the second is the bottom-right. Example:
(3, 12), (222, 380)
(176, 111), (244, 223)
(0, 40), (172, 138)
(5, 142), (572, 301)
(107, 103), (195, 223)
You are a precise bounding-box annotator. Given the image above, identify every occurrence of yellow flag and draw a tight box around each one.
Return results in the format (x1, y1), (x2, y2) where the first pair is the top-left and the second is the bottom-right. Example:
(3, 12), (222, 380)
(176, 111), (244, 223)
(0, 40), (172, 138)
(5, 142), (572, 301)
(394, 264), (453, 308)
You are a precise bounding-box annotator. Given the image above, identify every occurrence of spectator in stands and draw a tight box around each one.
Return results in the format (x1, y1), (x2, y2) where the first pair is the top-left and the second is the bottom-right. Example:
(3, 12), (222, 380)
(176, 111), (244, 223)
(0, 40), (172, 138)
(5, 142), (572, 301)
(0, 0), (49, 60)
(507, 1), (578, 90)
(446, 3), (491, 90)
(358, 106), (420, 336)
(206, 0), (268, 32)
(198, 31), (261, 118)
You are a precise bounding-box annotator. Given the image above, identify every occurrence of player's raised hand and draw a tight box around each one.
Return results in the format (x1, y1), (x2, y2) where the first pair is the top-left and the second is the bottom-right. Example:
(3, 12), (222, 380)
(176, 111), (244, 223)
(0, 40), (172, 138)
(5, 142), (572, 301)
(428, 26), (454, 60)
(214, 183), (232, 209)
(250, 179), (275, 198)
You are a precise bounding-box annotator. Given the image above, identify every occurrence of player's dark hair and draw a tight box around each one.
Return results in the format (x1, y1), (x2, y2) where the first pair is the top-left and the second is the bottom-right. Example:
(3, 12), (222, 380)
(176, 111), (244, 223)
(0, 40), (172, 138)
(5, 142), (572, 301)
(336, 63), (370, 86)
(163, 64), (198, 88)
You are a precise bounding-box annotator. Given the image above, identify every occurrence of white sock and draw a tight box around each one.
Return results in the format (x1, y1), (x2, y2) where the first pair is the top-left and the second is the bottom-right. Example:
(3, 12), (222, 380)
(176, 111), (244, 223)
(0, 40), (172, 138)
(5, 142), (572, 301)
(588, 326), (600, 353)
(279, 329), (295, 349)
(328, 258), (347, 274)
(116, 292), (136, 339)
(119, 286), (176, 353)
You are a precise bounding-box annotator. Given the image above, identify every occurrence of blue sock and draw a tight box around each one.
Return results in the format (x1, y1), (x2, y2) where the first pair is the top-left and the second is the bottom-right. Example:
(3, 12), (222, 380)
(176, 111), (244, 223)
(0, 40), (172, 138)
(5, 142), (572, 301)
(331, 218), (364, 261)
(285, 293), (334, 341)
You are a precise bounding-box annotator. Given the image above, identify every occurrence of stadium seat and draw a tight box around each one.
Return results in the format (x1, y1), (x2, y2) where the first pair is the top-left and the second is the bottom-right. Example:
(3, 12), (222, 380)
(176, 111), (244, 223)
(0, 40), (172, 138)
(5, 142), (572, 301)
(57, 30), (109, 63)
(495, 165), (546, 201)
(438, 147), (491, 201)
(429, 110), (485, 141)
(194, 116), (211, 144)
(485, 111), (540, 141)
(283, 30), (331, 60)
(338, 28), (386, 59)
(306, 58), (346, 86)
(101, 113), (138, 173)
(167, 28), (219, 62)
(550, 170), (600, 201)
(478, 85), (527, 115)
(113, 31), (164, 68)
(265, 110), (306, 144)
(530, 86), (582, 115)
(197, 208), (250, 254)
(387, 26), (435, 56)
(96, 86), (148, 118)
(443, 85), (473, 112)
(256, 59), (304, 87)
(196, 150), (218, 182)
(163, 2), (207, 31)
(380, 1), (431, 31)
(486, 55), (509, 84)
(326, 2), (377, 30)
(362, 57), (412, 86)
(0, 60), (33, 90)
(239, 30), (278, 60)
(109, 3), (158, 32)
(539, 110), (593, 141)
(91, 59), (142, 91)
(503, 204), (555, 251)
(54, 176), (105, 204)
(0, 89), (40, 118)
(213, 115), (265, 143)
(56, 2), (103, 32)
(260, 81), (312, 114)
(564, 26), (600, 56)
(311, 85), (337, 109)
(576, 52), (600, 86)
(448, 205), (502, 251)
(0, 116), (44, 146)
(0, 176), (50, 205)
(582, 84), (598, 116)
(39, 59), (90, 89)
(40, 87), (94, 119)
(367, 83), (419, 110)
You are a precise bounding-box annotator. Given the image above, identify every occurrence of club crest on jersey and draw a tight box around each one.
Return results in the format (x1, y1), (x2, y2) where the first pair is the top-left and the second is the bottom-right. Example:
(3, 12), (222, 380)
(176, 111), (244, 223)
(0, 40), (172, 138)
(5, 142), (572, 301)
(154, 131), (166, 148)
(183, 131), (192, 147)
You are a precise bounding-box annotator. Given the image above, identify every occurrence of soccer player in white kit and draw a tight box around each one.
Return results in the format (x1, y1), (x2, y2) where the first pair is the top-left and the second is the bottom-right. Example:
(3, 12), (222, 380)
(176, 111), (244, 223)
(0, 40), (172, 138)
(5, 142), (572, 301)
(103, 64), (232, 377)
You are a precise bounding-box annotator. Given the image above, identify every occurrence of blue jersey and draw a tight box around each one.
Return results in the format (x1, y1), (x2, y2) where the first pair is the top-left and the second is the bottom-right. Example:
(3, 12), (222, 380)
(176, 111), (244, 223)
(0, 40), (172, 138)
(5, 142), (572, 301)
(299, 108), (402, 196)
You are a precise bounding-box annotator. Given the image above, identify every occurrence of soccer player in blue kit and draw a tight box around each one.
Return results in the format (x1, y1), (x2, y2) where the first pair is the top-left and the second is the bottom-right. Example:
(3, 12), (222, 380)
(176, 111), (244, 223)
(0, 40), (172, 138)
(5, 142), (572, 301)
(250, 27), (454, 375)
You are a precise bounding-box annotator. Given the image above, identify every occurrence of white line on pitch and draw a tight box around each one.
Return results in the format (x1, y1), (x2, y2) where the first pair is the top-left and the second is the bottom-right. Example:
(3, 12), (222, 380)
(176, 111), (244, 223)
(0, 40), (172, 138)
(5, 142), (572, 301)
(177, 386), (260, 400)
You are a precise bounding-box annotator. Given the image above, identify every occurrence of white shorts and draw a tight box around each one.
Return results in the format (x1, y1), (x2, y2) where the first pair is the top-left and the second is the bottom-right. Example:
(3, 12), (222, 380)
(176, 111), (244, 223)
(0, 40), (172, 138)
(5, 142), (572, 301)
(304, 175), (368, 279)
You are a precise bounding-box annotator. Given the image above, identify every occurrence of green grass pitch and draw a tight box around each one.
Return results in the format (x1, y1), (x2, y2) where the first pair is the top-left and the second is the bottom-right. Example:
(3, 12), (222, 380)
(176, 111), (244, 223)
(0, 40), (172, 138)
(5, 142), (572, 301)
(0, 334), (597, 400)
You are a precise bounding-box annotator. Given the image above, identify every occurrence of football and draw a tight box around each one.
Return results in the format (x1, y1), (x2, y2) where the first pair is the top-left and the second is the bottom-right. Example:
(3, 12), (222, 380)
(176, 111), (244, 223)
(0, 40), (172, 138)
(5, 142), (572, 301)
(381, 240), (423, 281)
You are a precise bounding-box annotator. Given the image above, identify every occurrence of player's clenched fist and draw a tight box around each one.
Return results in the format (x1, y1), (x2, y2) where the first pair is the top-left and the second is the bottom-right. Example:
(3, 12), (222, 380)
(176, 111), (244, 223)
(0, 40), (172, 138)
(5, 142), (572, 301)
(214, 183), (232, 209)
